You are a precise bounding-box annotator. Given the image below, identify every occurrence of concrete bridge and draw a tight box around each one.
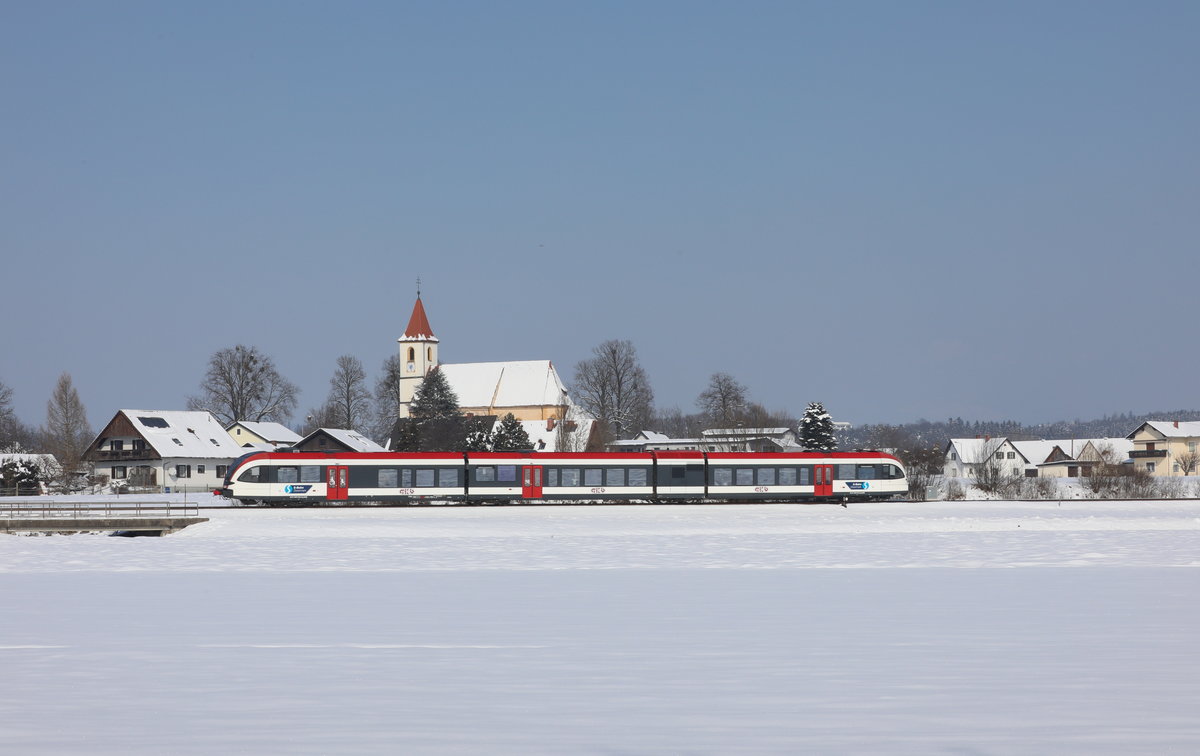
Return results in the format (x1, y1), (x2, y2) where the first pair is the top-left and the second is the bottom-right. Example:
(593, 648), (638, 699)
(1, 500), (209, 536)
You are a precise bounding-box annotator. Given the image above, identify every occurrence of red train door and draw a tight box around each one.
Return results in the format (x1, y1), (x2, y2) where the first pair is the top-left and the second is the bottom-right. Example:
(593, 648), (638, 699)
(522, 466), (543, 499)
(327, 465), (349, 501)
(814, 465), (834, 497)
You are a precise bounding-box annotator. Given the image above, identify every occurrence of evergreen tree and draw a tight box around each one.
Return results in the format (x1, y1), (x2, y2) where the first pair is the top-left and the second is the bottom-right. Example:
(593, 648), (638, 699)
(492, 413), (533, 451)
(409, 368), (460, 420)
(799, 401), (837, 452)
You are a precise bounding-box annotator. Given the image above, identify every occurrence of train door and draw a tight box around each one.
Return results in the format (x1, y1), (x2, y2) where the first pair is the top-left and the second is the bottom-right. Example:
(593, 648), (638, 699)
(327, 465), (349, 501)
(522, 466), (543, 499)
(814, 464), (834, 498)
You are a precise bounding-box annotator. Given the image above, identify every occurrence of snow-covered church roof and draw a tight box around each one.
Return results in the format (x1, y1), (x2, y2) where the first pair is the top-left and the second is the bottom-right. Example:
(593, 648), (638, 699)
(438, 360), (572, 411)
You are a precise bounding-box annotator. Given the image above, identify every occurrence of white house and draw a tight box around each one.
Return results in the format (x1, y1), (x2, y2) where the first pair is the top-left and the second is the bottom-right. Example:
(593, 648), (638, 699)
(943, 438), (1025, 478)
(226, 421), (301, 449)
(83, 410), (248, 493)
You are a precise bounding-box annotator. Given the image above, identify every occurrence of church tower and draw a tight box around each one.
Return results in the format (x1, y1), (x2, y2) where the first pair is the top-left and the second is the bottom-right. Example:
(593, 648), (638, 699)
(397, 294), (439, 418)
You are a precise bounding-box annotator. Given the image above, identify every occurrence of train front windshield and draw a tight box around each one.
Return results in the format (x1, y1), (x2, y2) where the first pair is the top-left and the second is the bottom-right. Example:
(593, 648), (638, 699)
(224, 452), (260, 486)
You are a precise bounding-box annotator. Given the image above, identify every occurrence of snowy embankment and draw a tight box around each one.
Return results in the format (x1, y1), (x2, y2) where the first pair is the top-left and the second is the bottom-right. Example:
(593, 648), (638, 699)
(2, 501), (1199, 754)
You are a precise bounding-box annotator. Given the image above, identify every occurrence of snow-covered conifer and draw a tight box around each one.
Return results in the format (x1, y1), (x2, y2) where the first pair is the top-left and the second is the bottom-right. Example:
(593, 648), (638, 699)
(799, 402), (837, 452)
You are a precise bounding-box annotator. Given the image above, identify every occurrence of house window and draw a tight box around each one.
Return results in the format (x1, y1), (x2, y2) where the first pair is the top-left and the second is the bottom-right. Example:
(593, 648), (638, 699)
(1146, 462), (1156, 473)
(951, 453), (957, 460)
(176, 465), (191, 478)
(111, 440), (124, 451)
(132, 439), (146, 451)
(1007, 452), (1015, 459)
(236, 428), (242, 435)
(172, 438), (183, 446)
(1147, 443), (1156, 451)
(995, 451), (1004, 460)
(1190, 442), (1198, 453)
(112, 466), (127, 479)
(197, 465), (205, 475)
(1174, 463), (1180, 473)
(216, 465), (228, 479)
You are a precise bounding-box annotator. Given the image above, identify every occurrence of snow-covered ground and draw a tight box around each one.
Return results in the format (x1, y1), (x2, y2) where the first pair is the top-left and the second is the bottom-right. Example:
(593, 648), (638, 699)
(2, 501), (1198, 754)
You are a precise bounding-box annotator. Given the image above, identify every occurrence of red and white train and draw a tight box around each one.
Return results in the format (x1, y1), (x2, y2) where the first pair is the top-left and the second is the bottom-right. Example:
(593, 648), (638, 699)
(220, 450), (907, 506)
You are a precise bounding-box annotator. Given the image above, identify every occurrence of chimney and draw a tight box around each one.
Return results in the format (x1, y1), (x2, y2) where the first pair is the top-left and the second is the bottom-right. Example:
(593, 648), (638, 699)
(985, 435), (991, 441)
(1175, 421), (1179, 429)
(547, 417), (557, 431)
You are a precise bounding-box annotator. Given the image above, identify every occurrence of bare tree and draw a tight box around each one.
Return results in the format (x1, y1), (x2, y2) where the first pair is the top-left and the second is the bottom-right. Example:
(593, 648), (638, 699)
(572, 339), (654, 440)
(553, 402), (591, 452)
(696, 372), (748, 428)
(41, 373), (92, 490)
(372, 355), (403, 442)
(971, 438), (1017, 496)
(300, 403), (338, 436)
(188, 345), (299, 425)
(1176, 449), (1200, 476)
(324, 354), (371, 431)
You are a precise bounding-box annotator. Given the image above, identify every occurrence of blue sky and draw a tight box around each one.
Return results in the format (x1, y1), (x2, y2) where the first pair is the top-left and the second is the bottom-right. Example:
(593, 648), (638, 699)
(2, 1), (1197, 430)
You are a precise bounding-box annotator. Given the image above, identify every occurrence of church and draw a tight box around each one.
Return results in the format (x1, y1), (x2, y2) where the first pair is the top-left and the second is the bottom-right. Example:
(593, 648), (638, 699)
(396, 295), (594, 450)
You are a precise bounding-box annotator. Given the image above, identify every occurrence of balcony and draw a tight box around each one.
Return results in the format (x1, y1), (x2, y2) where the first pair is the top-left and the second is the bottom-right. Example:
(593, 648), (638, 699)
(1129, 449), (1167, 459)
(90, 449), (159, 462)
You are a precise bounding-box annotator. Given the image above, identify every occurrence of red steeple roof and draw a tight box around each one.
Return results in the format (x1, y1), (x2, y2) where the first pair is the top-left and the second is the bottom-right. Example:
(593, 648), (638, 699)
(401, 296), (437, 341)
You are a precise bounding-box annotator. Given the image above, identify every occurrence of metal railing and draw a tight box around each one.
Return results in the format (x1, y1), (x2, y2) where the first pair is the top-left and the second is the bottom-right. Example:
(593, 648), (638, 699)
(0, 499), (199, 519)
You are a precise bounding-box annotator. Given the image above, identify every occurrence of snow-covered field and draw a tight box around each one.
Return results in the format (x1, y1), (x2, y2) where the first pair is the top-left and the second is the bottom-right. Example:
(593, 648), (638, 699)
(2, 501), (1198, 754)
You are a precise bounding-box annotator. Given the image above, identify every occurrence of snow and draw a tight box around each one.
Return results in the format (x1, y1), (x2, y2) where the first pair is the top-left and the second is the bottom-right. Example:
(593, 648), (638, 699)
(437, 360), (571, 410)
(108, 410), (246, 458)
(3, 501), (1199, 753)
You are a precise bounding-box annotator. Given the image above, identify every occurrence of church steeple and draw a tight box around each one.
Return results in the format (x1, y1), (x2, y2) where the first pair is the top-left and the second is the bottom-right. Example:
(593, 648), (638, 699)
(397, 293), (440, 418)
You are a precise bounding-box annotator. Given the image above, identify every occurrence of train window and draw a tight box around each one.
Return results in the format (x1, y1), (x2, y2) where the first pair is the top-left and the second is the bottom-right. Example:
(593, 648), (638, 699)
(605, 468), (626, 486)
(546, 468), (559, 486)
(277, 467), (299, 484)
(475, 466), (496, 482)
(237, 466), (262, 483)
(497, 465), (517, 482)
(779, 468), (797, 485)
(439, 469), (460, 487)
(757, 468), (776, 486)
(857, 465), (878, 480)
(401, 469), (413, 487)
(583, 468), (603, 487)
(300, 466), (322, 483)
(837, 464), (856, 480)
(671, 466), (685, 479)
(735, 468), (754, 486)
(629, 468), (648, 486)
(712, 468), (732, 486)
(378, 469), (398, 487)
(416, 469), (435, 487)
(561, 468), (580, 486)
(887, 465), (903, 479)
(800, 466), (812, 485)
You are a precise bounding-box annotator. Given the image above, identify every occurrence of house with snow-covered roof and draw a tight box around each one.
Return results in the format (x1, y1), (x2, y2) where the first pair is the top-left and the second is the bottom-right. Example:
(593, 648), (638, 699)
(226, 421), (301, 449)
(943, 438), (1025, 479)
(1126, 421), (1200, 476)
(295, 428), (387, 453)
(82, 410), (247, 492)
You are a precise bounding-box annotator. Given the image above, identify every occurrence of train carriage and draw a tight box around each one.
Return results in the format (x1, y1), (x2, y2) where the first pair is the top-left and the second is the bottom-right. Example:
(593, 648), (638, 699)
(706, 451), (906, 502)
(535, 452), (656, 501)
